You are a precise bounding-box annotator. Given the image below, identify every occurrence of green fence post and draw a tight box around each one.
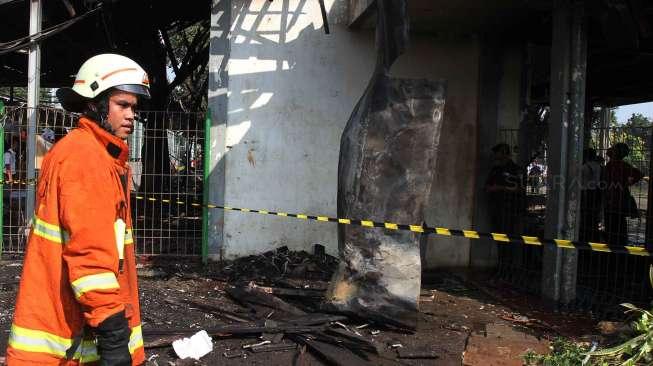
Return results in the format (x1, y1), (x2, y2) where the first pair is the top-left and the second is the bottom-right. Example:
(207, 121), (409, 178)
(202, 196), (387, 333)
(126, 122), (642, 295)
(0, 116), (4, 258)
(202, 109), (211, 264)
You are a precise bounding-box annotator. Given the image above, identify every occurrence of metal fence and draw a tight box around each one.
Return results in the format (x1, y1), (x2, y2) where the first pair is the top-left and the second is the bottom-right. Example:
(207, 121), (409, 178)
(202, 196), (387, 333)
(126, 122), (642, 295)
(577, 126), (653, 316)
(131, 110), (205, 256)
(493, 126), (653, 313)
(493, 129), (545, 294)
(0, 106), (205, 257)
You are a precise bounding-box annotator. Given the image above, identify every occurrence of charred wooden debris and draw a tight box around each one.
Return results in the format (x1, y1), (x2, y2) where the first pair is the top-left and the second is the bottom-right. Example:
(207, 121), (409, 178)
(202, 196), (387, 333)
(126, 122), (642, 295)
(143, 245), (426, 364)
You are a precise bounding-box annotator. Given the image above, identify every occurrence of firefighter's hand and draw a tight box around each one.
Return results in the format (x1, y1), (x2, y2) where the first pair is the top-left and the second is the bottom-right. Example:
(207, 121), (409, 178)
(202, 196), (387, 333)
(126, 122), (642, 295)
(96, 311), (132, 366)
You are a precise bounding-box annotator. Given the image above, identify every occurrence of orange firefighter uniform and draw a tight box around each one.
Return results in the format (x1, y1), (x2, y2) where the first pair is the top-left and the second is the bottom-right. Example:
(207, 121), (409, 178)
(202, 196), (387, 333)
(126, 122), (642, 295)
(6, 117), (144, 365)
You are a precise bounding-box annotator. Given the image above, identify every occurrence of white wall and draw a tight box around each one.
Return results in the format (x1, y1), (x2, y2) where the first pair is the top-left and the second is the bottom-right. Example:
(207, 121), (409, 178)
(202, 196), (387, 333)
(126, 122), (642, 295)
(210, 0), (482, 265)
(217, 0), (376, 258)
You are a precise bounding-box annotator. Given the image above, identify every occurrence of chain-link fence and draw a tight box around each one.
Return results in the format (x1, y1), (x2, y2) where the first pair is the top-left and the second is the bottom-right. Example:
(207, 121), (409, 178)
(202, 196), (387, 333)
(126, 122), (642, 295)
(131, 110), (205, 256)
(0, 106), (205, 257)
(491, 129), (545, 294)
(492, 125), (653, 313)
(576, 126), (653, 316)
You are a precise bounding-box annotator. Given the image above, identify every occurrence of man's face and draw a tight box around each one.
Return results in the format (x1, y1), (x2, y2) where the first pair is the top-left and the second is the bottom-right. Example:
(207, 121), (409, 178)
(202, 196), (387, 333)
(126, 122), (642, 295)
(493, 151), (507, 164)
(106, 91), (138, 139)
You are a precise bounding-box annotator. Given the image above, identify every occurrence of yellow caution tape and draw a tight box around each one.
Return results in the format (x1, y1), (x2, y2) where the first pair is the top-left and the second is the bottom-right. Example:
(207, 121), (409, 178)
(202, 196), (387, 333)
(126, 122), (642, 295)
(130, 194), (650, 257)
(2, 177), (648, 257)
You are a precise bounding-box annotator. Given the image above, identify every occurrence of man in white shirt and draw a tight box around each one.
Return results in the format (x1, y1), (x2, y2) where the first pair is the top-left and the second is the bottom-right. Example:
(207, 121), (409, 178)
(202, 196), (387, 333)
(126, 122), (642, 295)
(4, 139), (16, 182)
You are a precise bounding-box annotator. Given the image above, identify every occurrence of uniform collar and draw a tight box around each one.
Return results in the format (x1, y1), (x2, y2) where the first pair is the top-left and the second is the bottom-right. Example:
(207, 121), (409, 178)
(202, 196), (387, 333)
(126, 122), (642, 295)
(78, 117), (129, 163)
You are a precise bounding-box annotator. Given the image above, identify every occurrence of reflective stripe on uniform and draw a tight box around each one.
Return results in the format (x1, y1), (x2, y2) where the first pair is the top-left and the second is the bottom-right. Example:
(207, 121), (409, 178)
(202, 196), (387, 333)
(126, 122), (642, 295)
(70, 272), (120, 299)
(33, 216), (132, 246)
(129, 325), (143, 352)
(8, 324), (143, 362)
(32, 216), (70, 244)
(8, 324), (72, 357)
(8, 324), (98, 362)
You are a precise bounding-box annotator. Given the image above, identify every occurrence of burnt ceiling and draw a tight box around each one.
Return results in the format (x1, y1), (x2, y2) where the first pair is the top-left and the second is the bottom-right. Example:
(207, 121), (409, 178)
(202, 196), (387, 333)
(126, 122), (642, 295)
(1, 0), (652, 106)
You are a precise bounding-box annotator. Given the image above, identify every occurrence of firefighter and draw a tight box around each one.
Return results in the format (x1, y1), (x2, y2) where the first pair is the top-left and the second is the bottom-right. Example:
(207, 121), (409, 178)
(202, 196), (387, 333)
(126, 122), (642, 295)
(6, 54), (150, 365)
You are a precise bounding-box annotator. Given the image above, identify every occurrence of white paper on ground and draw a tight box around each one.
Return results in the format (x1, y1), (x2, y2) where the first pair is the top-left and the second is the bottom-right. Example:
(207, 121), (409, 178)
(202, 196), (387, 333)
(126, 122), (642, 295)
(172, 330), (213, 360)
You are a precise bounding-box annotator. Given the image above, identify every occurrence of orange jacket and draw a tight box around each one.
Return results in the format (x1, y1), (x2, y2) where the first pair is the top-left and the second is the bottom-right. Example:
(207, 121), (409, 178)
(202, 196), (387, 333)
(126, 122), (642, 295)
(6, 117), (144, 365)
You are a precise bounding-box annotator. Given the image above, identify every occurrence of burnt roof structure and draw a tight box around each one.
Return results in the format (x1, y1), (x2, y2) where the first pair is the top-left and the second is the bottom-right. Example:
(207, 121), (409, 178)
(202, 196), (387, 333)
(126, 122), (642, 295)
(1, 0), (653, 107)
(355, 0), (653, 107)
(0, 0), (209, 108)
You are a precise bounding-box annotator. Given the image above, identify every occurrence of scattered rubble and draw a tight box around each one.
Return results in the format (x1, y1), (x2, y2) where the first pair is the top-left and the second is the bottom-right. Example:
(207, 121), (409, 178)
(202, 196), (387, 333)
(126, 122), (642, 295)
(215, 245), (337, 283)
(0, 256), (602, 365)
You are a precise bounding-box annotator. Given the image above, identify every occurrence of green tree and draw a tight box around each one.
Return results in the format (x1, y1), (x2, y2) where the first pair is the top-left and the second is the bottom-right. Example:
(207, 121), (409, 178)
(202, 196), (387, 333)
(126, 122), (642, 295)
(610, 109), (619, 127)
(623, 114), (652, 172)
(626, 113), (652, 129)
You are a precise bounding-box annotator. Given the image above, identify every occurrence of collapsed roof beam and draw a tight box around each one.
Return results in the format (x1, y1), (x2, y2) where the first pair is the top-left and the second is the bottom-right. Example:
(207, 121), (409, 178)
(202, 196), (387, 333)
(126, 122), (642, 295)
(348, 0), (375, 28)
(60, 0), (76, 17)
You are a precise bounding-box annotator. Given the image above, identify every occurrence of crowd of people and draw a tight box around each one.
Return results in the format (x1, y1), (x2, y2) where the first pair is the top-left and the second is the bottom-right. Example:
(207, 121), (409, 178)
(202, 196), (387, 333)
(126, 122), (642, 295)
(485, 142), (644, 246)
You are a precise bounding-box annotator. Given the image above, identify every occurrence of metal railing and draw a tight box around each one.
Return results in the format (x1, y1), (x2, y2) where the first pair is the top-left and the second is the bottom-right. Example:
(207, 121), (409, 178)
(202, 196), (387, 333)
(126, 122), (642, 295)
(0, 106), (206, 257)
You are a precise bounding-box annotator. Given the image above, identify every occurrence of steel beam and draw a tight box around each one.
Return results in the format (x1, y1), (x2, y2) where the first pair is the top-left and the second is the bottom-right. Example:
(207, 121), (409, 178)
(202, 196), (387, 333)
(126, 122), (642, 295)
(26, 0), (41, 226)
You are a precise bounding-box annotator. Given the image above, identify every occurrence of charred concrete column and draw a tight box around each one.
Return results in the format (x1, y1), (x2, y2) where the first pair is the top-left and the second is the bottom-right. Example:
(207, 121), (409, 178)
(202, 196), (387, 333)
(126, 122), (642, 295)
(542, 0), (587, 306)
(327, 0), (448, 330)
(470, 39), (502, 268)
(207, 0), (231, 260)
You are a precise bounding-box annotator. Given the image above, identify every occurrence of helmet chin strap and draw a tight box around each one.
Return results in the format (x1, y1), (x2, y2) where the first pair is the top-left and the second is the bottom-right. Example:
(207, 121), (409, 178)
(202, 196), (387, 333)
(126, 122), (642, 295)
(85, 96), (117, 136)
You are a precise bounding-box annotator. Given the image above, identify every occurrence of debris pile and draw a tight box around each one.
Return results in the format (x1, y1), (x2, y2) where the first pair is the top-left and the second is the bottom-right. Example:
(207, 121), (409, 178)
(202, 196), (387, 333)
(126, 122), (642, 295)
(215, 245), (337, 283)
(141, 246), (431, 364)
(2, 258), (591, 365)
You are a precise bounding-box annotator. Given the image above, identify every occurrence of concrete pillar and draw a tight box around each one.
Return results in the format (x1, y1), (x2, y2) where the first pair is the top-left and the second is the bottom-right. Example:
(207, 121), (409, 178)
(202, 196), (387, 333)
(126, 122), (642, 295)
(207, 0), (231, 261)
(470, 38), (502, 268)
(542, 0), (587, 306)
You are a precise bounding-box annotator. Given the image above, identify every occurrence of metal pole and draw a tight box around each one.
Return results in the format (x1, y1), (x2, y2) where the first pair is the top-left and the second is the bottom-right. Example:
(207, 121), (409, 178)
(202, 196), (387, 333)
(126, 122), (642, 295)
(598, 107), (609, 159)
(0, 123), (4, 257)
(646, 130), (653, 251)
(202, 109), (211, 264)
(26, 0), (42, 224)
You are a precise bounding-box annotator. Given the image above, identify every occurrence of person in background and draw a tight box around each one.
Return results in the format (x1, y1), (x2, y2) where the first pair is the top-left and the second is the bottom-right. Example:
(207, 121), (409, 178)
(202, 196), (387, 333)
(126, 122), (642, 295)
(35, 128), (55, 172)
(579, 148), (602, 242)
(485, 143), (524, 235)
(603, 143), (642, 246)
(527, 160), (543, 194)
(3, 138), (17, 183)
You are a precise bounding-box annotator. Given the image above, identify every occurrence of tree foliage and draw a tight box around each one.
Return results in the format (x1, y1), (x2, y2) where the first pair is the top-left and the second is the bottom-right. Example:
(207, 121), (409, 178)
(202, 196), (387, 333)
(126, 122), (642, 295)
(625, 113), (652, 129)
(589, 110), (652, 173)
(618, 113), (653, 169)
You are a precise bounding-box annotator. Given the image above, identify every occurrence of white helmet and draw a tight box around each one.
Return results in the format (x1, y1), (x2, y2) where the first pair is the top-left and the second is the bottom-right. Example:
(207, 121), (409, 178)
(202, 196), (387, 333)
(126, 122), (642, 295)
(56, 54), (150, 112)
